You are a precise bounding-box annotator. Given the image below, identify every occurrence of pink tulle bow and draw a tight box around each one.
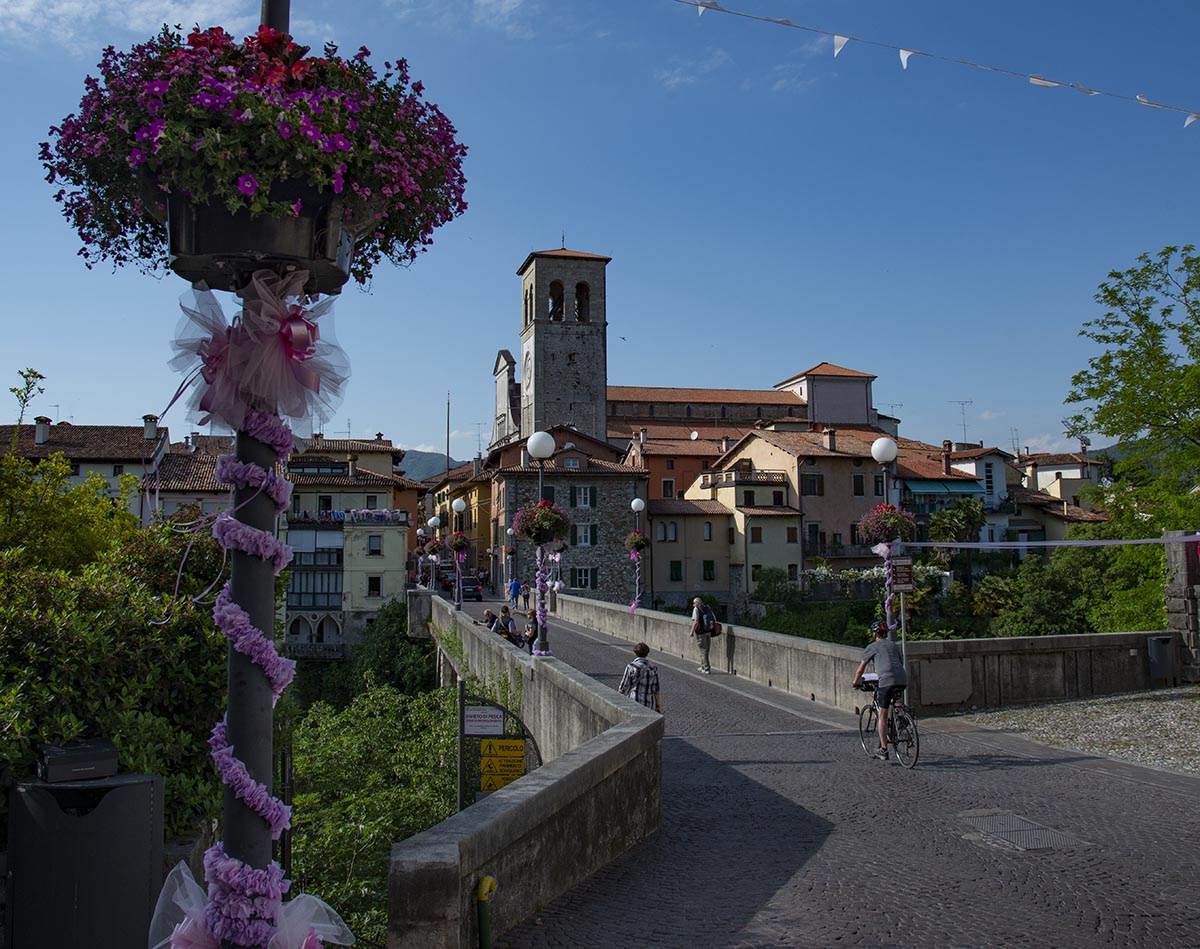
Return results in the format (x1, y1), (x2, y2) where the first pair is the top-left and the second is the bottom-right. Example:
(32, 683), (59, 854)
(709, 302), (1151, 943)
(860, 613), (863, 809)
(630, 550), (638, 562)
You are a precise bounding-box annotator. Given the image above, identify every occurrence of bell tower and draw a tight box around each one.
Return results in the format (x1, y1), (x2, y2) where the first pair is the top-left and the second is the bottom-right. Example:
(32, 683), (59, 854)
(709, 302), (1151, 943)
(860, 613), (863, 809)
(517, 249), (611, 443)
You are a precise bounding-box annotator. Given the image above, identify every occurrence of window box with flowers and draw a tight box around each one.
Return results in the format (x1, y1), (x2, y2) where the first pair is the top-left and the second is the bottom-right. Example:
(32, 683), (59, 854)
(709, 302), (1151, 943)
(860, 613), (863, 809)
(41, 25), (467, 294)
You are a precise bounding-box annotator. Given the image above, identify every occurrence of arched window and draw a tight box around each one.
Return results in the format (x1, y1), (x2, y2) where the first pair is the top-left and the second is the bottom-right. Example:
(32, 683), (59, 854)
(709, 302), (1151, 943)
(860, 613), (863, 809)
(524, 286), (532, 326)
(548, 280), (564, 321)
(317, 616), (340, 643)
(668, 521), (678, 542)
(656, 521), (666, 541)
(574, 282), (590, 321)
(704, 521), (713, 541)
(288, 616), (310, 640)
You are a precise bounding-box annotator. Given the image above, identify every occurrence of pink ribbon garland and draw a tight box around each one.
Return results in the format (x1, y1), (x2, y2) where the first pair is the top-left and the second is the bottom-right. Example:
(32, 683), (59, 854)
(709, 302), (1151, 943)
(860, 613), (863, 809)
(629, 549), (641, 614)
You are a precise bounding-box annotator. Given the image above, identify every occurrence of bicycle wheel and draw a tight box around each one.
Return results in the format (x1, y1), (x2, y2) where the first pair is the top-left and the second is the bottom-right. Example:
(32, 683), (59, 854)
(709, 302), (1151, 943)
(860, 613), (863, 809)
(892, 708), (919, 769)
(858, 703), (878, 756)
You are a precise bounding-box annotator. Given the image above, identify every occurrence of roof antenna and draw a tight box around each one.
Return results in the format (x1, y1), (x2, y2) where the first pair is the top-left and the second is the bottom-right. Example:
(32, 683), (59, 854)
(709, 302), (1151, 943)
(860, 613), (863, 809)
(561, 230), (565, 249)
(948, 400), (973, 444)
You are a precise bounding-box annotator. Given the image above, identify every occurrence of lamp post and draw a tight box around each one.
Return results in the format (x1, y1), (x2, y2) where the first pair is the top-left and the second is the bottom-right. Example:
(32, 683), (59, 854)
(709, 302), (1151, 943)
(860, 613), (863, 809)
(630, 497), (646, 611)
(506, 526), (515, 591)
(870, 436), (900, 632)
(428, 515), (441, 592)
(415, 527), (425, 586)
(452, 497), (466, 609)
(526, 431), (555, 654)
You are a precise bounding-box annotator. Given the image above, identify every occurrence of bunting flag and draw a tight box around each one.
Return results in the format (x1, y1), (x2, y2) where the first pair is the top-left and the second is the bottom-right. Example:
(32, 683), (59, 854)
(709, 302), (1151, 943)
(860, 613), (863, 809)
(673, 0), (1199, 127)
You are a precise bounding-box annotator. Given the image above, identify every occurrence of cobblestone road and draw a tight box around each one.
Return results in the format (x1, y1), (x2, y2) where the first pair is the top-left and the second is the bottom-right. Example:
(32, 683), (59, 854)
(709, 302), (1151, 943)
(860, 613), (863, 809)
(466, 601), (1200, 949)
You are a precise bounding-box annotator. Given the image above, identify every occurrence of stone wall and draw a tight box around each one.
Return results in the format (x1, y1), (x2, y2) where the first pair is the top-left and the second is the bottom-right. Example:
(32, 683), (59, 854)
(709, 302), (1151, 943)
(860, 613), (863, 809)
(554, 594), (1178, 716)
(389, 596), (663, 948)
(1165, 530), (1200, 682)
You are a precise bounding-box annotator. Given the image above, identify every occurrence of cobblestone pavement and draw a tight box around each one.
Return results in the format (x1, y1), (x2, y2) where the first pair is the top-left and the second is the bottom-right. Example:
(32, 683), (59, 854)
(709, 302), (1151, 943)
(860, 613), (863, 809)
(461, 600), (1200, 949)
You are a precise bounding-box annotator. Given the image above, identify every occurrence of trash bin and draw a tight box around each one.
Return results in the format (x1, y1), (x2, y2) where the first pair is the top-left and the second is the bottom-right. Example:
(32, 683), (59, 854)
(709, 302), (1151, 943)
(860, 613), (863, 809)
(6, 773), (163, 949)
(1147, 635), (1177, 685)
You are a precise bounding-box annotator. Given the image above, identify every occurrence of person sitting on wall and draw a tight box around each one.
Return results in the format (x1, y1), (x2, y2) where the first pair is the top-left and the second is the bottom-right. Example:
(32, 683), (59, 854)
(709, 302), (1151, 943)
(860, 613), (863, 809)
(474, 609), (498, 632)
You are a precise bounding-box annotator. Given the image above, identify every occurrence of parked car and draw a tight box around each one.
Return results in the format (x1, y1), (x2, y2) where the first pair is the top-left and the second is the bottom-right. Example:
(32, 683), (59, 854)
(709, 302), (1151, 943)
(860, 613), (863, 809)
(460, 576), (484, 601)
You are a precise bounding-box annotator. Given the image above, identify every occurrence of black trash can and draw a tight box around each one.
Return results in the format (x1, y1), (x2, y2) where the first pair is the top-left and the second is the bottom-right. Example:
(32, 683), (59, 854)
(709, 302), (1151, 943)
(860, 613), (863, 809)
(1147, 635), (1177, 685)
(6, 773), (163, 949)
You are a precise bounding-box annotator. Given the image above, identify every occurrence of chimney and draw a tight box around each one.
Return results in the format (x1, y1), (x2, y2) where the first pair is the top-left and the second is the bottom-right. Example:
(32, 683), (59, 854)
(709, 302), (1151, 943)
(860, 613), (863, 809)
(822, 428), (837, 452)
(473, 454), (482, 477)
(376, 432), (384, 442)
(721, 436), (730, 452)
(941, 439), (952, 475)
(143, 414), (159, 440)
(34, 416), (51, 445)
(190, 431), (200, 453)
(347, 454), (358, 478)
(639, 428), (647, 446)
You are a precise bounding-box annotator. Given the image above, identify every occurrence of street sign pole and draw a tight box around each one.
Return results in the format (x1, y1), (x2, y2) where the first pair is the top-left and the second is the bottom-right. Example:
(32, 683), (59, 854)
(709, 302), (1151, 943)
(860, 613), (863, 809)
(456, 679), (465, 812)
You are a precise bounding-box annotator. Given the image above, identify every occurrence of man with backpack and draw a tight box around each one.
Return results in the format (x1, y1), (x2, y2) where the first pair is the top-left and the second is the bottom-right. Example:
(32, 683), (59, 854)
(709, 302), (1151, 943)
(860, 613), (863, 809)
(690, 596), (715, 674)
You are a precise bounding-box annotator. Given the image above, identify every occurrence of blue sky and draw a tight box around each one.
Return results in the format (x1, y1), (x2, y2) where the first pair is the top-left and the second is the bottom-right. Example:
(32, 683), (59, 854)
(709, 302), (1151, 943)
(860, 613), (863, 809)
(2, 0), (1197, 457)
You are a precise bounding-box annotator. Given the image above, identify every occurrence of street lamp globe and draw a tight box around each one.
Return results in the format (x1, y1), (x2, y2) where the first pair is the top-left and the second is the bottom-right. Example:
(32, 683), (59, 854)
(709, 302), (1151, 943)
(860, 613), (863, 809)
(527, 430), (555, 460)
(630, 498), (646, 513)
(506, 527), (514, 537)
(416, 528), (425, 539)
(427, 515), (440, 530)
(871, 436), (899, 465)
(452, 498), (466, 514)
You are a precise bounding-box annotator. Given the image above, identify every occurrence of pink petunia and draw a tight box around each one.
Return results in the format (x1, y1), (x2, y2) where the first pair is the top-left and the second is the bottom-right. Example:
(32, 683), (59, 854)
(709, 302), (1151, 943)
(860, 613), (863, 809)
(237, 174), (258, 196)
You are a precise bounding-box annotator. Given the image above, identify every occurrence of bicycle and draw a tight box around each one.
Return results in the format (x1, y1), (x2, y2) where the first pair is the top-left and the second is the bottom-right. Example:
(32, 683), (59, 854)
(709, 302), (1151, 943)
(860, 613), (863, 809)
(855, 675), (920, 769)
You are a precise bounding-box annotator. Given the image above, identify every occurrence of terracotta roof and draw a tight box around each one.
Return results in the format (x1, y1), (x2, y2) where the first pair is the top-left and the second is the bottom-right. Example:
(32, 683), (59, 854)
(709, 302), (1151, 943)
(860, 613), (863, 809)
(950, 446), (1013, 461)
(516, 248), (612, 275)
(736, 505), (802, 516)
(299, 437), (396, 454)
(895, 454), (982, 482)
(647, 499), (731, 516)
(287, 469), (407, 487)
(427, 462), (477, 490)
(493, 458), (646, 476)
(774, 362), (876, 387)
(171, 433), (235, 455)
(609, 420), (755, 442)
(1017, 452), (1092, 467)
(1013, 487), (1108, 522)
(0, 423), (167, 461)
(639, 439), (725, 457)
(608, 385), (804, 406)
(147, 452), (226, 493)
(748, 428), (879, 459)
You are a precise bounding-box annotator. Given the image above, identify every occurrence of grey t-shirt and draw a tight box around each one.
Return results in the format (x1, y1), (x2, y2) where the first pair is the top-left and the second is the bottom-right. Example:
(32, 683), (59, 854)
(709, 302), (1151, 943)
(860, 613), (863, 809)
(861, 638), (908, 688)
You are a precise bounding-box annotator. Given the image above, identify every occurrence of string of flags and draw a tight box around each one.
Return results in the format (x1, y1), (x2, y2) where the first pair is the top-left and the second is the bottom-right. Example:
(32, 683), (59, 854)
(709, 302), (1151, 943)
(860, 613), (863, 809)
(683, 0), (1200, 128)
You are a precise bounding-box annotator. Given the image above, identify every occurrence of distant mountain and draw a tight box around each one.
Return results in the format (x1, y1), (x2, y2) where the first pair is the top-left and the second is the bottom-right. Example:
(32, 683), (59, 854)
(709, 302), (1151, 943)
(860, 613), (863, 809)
(398, 450), (464, 483)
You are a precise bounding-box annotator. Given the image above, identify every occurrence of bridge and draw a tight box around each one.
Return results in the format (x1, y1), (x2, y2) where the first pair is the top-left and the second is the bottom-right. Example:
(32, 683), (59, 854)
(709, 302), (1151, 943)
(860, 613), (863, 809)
(392, 567), (1200, 948)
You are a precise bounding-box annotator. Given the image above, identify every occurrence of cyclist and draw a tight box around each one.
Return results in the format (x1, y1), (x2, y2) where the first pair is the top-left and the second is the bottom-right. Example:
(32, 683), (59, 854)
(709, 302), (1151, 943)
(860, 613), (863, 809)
(852, 621), (908, 760)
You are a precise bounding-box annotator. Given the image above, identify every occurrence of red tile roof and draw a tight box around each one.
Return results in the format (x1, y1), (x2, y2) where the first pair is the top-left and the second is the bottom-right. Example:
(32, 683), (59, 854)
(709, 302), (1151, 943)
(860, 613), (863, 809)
(1017, 452), (1091, 467)
(147, 452), (227, 493)
(299, 437), (397, 454)
(0, 423), (167, 461)
(949, 446), (1013, 461)
(608, 385), (805, 406)
(647, 499), (731, 516)
(171, 433), (235, 455)
(609, 420), (755, 442)
(516, 248), (612, 275)
(736, 505), (802, 516)
(287, 469), (408, 487)
(774, 362), (875, 387)
(493, 458), (646, 476)
(639, 439), (725, 457)
(1013, 487), (1108, 522)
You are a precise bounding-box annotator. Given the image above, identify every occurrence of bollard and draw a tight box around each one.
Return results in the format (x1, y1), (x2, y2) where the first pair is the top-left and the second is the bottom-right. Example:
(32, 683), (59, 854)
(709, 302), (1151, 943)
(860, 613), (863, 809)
(477, 875), (498, 949)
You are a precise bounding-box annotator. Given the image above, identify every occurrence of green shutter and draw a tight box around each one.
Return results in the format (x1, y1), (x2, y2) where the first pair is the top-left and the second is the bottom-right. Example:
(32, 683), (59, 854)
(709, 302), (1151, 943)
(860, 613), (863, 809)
(590, 524), (598, 545)
(570, 524), (578, 545)
(570, 485), (577, 507)
(591, 568), (599, 590)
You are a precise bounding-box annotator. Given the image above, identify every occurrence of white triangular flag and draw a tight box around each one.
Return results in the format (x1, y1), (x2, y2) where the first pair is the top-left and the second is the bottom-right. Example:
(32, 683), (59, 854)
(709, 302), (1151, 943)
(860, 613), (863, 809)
(1028, 75), (1060, 88)
(1136, 94), (1162, 108)
(833, 35), (849, 58)
(1186, 114), (1200, 128)
(899, 49), (914, 70)
(697, 0), (721, 15)
(1074, 82), (1099, 96)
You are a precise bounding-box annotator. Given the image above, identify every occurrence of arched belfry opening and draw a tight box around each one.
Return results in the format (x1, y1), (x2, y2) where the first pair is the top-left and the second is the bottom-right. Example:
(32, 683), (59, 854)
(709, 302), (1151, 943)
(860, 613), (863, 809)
(574, 282), (590, 322)
(548, 280), (564, 321)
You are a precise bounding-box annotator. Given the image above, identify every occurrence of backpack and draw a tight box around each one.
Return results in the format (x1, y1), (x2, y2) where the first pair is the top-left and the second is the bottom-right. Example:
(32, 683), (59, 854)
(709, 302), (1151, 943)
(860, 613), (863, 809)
(700, 605), (717, 634)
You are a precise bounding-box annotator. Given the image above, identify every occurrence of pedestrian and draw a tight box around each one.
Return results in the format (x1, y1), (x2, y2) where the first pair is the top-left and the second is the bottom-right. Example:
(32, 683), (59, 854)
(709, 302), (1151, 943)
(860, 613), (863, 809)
(508, 577), (520, 608)
(520, 581), (531, 610)
(523, 609), (538, 654)
(474, 609), (498, 632)
(690, 596), (713, 674)
(497, 605), (521, 646)
(618, 642), (661, 712)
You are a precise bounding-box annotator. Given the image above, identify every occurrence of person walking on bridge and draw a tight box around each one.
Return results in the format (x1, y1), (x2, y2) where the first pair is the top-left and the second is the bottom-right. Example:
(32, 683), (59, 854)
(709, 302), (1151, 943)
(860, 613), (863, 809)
(618, 642), (661, 712)
(691, 597), (713, 674)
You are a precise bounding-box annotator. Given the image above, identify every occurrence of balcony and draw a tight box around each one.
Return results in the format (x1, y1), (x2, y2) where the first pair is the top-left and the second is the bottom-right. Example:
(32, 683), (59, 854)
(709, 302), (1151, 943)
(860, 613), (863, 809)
(285, 509), (408, 526)
(700, 468), (788, 489)
(283, 642), (346, 660)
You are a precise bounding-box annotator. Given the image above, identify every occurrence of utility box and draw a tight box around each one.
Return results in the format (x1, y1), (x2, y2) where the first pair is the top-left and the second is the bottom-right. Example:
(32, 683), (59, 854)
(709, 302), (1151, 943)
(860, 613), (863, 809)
(6, 774), (164, 949)
(1147, 635), (1177, 685)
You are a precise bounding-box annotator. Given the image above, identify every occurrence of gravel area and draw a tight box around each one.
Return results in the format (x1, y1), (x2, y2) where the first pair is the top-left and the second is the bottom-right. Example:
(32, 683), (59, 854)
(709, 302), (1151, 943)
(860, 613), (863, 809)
(961, 685), (1200, 775)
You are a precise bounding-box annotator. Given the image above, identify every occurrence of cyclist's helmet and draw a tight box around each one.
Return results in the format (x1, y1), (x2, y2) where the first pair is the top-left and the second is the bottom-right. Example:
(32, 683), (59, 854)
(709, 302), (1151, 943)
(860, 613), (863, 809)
(869, 620), (889, 637)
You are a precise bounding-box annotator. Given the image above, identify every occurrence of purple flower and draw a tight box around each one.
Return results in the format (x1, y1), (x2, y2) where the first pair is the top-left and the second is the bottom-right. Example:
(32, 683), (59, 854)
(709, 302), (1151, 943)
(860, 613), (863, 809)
(127, 148), (146, 166)
(145, 79), (170, 96)
(237, 174), (258, 196)
(291, 199), (303, 217)
(278, 121), (293, 139)
(329, 133), (352, 152)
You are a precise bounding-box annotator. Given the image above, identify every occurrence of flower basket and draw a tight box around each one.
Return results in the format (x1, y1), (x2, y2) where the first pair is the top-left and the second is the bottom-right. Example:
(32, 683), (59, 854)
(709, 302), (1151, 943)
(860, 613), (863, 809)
(446, 531), (470, 553)
(422, 540), (442, 557)
(513, 499), (570, 546)
(625, 530), (649, 553)
(857, 503), (916, 546)
(41, 25), (467, 293)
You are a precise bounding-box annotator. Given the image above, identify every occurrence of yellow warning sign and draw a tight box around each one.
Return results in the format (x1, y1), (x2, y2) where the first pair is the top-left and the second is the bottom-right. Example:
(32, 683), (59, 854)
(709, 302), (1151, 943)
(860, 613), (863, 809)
(480, 738), (525, 757)
(481, 756), (525, 776)
(480, 772), (519, 792)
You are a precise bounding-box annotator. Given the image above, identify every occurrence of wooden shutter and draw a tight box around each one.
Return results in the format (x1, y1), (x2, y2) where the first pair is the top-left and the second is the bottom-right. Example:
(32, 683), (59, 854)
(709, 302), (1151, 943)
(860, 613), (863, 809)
(589, 524), (598, 545)
(590, 568), (599, 590)
(570, 485), (577, 507)
(570, 524), (578, 544)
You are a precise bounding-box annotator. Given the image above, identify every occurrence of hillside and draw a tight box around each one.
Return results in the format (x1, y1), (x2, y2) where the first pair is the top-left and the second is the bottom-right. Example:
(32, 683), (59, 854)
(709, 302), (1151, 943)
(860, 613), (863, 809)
(398, 450), (464, 483)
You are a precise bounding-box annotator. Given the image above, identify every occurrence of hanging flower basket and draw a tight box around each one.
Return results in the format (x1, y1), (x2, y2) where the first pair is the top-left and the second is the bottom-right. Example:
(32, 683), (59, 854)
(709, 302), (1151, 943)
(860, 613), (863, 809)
(857, 503), (916, 545)
(625, 530), (649, 553)
(41, 25), (467, 293)
(423, 540), (442, 557)
(446, 531), (470, 553)
(513, 499), (571, 546)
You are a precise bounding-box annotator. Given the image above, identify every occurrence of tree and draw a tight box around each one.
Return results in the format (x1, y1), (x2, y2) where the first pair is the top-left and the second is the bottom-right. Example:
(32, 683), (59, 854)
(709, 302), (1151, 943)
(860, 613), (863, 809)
(7, 367), (44, 452)
(1064, 244), (1200, 483)
(927, 497), (986, 585)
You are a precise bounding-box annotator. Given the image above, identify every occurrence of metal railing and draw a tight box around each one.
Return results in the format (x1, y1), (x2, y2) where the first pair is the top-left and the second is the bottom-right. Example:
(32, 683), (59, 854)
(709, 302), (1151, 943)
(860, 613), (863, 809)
(282, 641), (346, 660)
(284, 509), (408, 525)
(700, 468), (788, 488)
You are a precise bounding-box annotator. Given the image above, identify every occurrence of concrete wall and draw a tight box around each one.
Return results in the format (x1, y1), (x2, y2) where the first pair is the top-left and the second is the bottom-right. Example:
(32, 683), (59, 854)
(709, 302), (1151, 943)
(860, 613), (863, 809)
(553, 594), (1177, 716)
(389, 596), (663, 948)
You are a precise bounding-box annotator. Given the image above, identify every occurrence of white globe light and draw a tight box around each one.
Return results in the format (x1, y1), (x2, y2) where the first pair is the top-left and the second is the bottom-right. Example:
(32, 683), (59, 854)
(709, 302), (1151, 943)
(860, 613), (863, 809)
(690, 431), (698, 440)
(871, 436), (899, 465)
(527, 430), (555, 460)
(506, 527), (514, 536)
(428, 515), (441, 529)
(452, 497), (466, 513)
(630, 497), (645, 513)
(416, 528), (425, 538)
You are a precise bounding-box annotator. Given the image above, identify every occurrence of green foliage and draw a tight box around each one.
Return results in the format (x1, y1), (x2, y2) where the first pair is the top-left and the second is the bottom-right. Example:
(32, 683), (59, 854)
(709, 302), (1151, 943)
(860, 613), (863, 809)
(1064, 244), (1200, 483)
(8, 368), (45, 448)
(752, 567), (803, 608)
(290, 684), (457, 948)
(756, 599), (877, 647)
(988, 556), (1090, 637)
(0, 517), (227, 846)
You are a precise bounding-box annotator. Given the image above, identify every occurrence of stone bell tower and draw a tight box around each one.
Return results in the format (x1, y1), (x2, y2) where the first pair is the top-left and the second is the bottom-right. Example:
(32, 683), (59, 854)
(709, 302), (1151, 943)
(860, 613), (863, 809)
(516, 248), (611, 443)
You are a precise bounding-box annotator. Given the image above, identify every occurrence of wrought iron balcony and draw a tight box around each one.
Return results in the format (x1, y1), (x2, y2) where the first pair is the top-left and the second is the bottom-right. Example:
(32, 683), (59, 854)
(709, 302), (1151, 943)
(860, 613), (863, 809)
(283, 642), (346, 660)
(700, 468), (788, 489)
